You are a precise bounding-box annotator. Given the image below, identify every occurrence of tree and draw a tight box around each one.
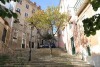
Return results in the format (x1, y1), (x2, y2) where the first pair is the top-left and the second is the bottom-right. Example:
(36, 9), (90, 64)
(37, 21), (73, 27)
(45, 7), (67, 36)
(0, 0), (19, 18)
(27, 6), (67, 56)
(82, 0), (100, 36)
(27, 7), (67, 39)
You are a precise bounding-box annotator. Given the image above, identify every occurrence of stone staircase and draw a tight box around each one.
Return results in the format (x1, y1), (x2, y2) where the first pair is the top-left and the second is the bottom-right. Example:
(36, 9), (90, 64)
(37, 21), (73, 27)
(0, 48), (94, 67)
(61, 54), (93, 67)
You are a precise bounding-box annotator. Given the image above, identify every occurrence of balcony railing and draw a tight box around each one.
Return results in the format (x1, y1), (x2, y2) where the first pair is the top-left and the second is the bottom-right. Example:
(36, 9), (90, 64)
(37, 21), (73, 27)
(14, 19), (20, 23)
(73, 0), (90, 16)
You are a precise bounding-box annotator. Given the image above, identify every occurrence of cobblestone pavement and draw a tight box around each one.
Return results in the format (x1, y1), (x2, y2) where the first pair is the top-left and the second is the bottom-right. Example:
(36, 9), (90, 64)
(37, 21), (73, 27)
(87, 54), (100, 67)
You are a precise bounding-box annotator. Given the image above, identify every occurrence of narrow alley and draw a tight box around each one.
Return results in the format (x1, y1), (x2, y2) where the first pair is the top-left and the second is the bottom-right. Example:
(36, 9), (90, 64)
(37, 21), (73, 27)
(0, 0), (100, 67)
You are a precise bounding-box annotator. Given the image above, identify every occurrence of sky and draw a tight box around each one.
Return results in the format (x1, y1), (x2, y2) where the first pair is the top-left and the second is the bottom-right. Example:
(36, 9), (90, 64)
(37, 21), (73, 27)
(31, 0), (60, 10)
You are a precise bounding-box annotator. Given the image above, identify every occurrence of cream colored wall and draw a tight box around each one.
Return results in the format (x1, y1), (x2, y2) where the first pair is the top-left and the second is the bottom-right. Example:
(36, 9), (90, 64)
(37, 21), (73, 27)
(16, 0), (33, 25)
(78, 4), (100, 54)
(59, 0), (77, 54)
(78, 4), (97, 45)
(60, 0), (100, 54)
(79, 4), (95, 18)
(11, 0), (39, 49)
(0, 17), (11, 53)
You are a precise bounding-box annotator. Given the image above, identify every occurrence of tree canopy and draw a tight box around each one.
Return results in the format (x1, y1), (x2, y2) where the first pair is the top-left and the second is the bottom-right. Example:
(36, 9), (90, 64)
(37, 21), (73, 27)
(82, 0), (100, 36)
(27, 6), (67, 40)
(0, 0), (19, 18)
(90, 0), (100, 11)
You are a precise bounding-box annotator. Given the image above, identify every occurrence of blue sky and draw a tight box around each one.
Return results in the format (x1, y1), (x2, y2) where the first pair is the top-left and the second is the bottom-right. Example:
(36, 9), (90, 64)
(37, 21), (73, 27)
(31, 0), (60, 10)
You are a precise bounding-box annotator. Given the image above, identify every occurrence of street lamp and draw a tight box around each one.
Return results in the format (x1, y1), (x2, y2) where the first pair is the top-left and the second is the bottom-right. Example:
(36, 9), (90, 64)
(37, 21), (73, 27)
(29, 25), (33, 61)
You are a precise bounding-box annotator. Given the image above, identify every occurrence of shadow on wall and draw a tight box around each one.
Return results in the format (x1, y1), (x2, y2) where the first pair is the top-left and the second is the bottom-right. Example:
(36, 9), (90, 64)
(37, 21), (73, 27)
(56, 31), (66, 50)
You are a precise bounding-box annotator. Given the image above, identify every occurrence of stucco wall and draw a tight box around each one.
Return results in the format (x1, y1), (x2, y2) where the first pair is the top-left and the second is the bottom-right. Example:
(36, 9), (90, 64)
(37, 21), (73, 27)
(0, 17), (11, 53)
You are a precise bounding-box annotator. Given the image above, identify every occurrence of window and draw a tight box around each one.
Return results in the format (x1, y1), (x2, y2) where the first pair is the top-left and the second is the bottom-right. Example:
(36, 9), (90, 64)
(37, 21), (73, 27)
(2, 28), (7, 43)
(22, 44), (25, 48)
(25, 13), (28, 17)
(22, 33), (26, 48)
(13, 29), (18, 40)
(16, 8), (21, 14)
(42, 40), (43, 44)
(32, 9), (35, 13)
(69, 23), (72, 29)
(26, 4), (29, 9)
(22, 40), (25, 48)
(18, 0), (22, 4)
(9, 4), (13, 11)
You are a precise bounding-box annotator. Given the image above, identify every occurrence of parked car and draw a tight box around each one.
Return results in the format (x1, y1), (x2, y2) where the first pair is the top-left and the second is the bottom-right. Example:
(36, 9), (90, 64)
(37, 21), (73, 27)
(41, 43), (56, 48)
(50, 43), (56, 48)
(42, 45), (49, 48)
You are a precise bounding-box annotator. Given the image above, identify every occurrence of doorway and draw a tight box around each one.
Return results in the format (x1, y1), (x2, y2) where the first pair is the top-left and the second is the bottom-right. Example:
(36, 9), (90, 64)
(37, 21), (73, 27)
(71, 37), (75, 54)
(22, 44), (25, 48)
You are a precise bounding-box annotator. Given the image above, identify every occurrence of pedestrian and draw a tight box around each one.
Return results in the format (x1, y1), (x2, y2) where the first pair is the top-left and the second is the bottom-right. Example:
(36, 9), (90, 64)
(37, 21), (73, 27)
(80, 45), (88, 61)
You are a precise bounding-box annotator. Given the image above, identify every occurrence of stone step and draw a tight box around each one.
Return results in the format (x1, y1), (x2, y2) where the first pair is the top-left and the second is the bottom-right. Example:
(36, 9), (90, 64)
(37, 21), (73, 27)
(4, 62), (94, 67)
(4, 59), (94, 67)
(6, 48), (94, 67)
(3, 64), (94, 67)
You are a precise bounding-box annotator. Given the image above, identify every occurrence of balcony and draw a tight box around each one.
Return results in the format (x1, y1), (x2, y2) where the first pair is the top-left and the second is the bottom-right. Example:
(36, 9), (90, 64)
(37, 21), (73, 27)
(14, 19), (20, 23)
(74, 0), (90, 16)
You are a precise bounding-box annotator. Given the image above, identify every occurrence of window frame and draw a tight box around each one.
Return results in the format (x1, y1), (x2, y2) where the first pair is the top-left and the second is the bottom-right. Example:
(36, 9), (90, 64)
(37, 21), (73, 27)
(25, 13), (28, 17)
(26, 4), (29, 9)
(13, 29), (18, 42)
(32, 9), (35, 13)
(18, 0), (22, 5)
(2, 28), (7, 43)
(21, 33), (26, 48)
(16, 8), (21, 14)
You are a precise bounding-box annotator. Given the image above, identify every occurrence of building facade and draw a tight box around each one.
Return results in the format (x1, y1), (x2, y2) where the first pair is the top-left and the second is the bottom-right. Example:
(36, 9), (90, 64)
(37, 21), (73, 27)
(59, 0), (77, 54)
(0, 17), (11, 53)
(10, 0), (41, 49)
(76, 3), (100, 54)
(0, 0), (41, 51)
(0, 1), (14, 53)
(59, 0), (100, 56)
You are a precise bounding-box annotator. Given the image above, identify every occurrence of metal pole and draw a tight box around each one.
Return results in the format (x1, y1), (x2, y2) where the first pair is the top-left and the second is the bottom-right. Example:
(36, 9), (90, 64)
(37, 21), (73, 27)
(50, 21), (54, 56)
(29, 26), (32, 61)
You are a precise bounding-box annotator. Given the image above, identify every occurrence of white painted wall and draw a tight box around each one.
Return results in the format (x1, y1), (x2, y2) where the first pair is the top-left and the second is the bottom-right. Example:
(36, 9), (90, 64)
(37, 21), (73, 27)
(59, 0), (77, 54)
